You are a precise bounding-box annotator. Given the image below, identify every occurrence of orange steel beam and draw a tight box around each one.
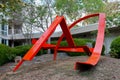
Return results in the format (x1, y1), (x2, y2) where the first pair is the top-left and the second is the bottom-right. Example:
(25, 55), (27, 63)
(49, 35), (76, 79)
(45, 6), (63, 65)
(13, 16), (64, 72)
(23, 16), (63, 61)
(57, 47), (93, 53)
(41, 43), (93, 53)
(60, 18), (75, 47)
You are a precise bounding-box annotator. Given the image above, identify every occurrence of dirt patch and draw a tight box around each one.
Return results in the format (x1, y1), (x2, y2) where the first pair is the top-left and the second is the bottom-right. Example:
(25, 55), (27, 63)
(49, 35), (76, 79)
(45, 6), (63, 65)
(0, 54), (120, 80)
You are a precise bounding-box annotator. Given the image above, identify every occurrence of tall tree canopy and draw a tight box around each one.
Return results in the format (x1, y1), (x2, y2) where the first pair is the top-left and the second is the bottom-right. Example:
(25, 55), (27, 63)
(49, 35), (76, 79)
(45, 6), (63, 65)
(54, 0), (106, 24)
(54, 0), (120, 26)
(0, 0), (25, 24)
(54, 0), (83, 20)
(1, 0), (120, 30)
(104, 1), (120, 27)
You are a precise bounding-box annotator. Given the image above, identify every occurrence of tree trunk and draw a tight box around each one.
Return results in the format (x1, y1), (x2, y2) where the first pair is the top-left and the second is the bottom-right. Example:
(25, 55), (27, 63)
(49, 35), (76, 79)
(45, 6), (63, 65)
(11, 24), (14, 47)
(47, 38), (51, 54)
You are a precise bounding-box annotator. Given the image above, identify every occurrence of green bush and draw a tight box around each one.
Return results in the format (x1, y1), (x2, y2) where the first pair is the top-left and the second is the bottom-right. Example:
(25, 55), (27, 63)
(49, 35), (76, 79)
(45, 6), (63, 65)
(0, 44), (15, 66)
(14, 45), (32, 57)
(13, 45), (47, 57)
(110, 36), (120, 58)
(67, 38), (92, 56)
(0, 44), (47, 66)
(92, 41), (105, 55)
(51, 38), (93, 56)
(37, 49), (47, 56)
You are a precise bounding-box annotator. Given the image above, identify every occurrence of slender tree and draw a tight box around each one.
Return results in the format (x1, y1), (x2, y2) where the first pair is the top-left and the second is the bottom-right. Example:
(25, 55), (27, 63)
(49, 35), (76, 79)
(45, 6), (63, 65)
(0, 0), (25, 47)
(103, 1), (120, 27)
(54, 0), (83, 21)
(36, 0), (55, 54)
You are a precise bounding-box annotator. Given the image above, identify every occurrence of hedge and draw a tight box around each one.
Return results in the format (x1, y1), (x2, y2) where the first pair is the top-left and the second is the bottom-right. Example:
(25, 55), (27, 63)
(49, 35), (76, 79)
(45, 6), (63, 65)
(110, 36), (120, 58)
(0, 44), (15, 66)
(0, 44), (47, 66)
(51, 38), (93, 56)
(13, 45), (32, 57)
(13, 45), (47, 57)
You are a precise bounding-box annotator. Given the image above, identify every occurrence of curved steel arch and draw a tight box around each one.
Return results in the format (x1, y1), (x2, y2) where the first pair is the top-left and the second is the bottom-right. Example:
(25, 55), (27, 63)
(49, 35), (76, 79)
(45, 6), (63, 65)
(75, 13), (106, 70)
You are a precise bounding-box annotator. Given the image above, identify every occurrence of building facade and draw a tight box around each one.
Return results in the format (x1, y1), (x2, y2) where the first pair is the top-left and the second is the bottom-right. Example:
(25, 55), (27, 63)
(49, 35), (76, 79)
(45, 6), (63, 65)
(0, 22), (120, 54)
(0, 23), (9, 45)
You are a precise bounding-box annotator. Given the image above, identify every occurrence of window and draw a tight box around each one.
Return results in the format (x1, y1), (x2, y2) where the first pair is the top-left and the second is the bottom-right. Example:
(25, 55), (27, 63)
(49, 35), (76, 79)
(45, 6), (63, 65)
(2, 39), (8, 45)
(1, 23), (8, 35)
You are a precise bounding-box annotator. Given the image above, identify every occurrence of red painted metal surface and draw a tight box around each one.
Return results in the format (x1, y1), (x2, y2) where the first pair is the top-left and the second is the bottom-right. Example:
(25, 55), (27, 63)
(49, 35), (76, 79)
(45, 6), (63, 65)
(32, 41), (93, 53)
(74, 13), (106, 70)
(13, 16), (64, 71)
(31, 38), (37, 44)
(13, 13), (106, 72)
(23, 16), (63, 61)
(60, 18), (75, 47)
(57, 47), (93, 53)
(13, 59), (24, 72)
(53, 13), (100, 60)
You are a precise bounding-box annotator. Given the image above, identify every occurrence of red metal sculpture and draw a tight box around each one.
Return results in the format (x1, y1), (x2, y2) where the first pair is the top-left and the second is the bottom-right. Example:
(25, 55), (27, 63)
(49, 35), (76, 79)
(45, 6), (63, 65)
(13, 13), (106, 72)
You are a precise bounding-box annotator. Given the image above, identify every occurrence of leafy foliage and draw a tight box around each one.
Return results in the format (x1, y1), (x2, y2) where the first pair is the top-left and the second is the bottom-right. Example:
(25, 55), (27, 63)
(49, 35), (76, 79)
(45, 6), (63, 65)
(0, 0), (25, 24)
(54, 0), (83, 20)
(0, 44), (15, 66)
(54, 0), (120, 27)
(105, 2), (120, 27)
(13, 45), (32, 57)
(13, 45), (47, 57)
(110, 36), (120, 58)
(82, 0), (105, 13)
(0, 44), (47, 66)
(51, 38), (93, 56)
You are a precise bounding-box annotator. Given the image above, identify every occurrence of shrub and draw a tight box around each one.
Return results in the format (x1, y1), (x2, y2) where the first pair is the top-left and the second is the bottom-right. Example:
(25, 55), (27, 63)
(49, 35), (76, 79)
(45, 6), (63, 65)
(60, 38), (87, 46)
(37, 49), (47, 56)
(51, 38), (93, 56)
(110, 36), (120, 58)
(13, 45), (47, 57)
(14, 45), (32, 57)
(67, 38), (92, 56)
(0, 44), (15, 66)
(92, 41), (105, 55)
(0, 44), (47, 66)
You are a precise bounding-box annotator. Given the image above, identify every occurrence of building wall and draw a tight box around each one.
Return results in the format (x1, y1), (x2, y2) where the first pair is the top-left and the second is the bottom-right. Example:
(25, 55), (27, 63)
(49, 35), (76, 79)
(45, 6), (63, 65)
(0, 23), (9, 46)
(52, 26), (120, 54)
(82, 28), (120, 54)
(0, 21), (120, 54)
(104, 31), (120, 54)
